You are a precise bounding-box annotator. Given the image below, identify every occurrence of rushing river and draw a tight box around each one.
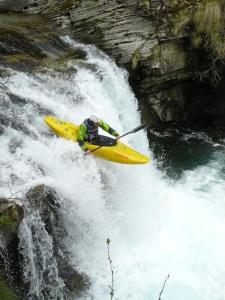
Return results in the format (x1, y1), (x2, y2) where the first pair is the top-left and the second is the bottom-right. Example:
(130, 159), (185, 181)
(0, 37), (224, 300)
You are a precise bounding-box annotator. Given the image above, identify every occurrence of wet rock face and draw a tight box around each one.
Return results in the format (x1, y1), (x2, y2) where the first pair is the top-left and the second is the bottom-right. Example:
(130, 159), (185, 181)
(27, 185), (60, 235)
(0, 199), (24, 249)
(146, 84), (186, 122)
(0, 13), (86, 72)
(58, 259), (90, 298)
(0, 199), (24, 287)
(70, 0), (156, 65)
(131, 39), (190, 125)
(27, 185), (89, 297)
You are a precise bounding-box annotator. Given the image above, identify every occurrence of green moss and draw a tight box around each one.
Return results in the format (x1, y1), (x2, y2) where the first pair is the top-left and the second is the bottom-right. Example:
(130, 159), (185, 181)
(139, 0), (150, 9)
(40, 48), (86, 70)
(0, 213), (14, 228)
(0, 205), (22, 229)
(131, 49), (141, 69)
(172, 9), (190, 36)
(0, 53), (33, 63)
(152, 44), (161, 59)
(0, 277), (20, 300)
(0, 13), (44, 29)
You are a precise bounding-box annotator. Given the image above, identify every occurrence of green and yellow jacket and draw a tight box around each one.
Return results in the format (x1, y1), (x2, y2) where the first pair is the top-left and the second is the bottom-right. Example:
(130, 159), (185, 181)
(77, 118), (118, 151)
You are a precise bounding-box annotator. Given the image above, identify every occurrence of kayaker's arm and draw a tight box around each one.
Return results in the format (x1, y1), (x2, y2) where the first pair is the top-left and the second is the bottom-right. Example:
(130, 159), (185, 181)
(99, 120), (119, 138)
(77, 124), (88, 151)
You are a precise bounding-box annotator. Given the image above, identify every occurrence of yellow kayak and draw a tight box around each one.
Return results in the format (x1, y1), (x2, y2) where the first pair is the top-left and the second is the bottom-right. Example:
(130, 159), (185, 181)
(44, 115), (150, 164)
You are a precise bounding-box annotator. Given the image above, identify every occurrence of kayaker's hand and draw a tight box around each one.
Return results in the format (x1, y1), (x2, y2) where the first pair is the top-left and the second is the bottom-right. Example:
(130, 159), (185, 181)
(84, 150), (91, 155)
(116, 135), (121, 140)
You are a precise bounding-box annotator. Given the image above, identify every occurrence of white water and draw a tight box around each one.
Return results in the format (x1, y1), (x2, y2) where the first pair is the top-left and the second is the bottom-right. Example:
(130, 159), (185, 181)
(0, 38), (225, 299)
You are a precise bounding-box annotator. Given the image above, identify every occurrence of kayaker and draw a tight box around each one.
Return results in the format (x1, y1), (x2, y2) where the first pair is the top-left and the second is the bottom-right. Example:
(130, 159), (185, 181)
(77, 115), (120, 155)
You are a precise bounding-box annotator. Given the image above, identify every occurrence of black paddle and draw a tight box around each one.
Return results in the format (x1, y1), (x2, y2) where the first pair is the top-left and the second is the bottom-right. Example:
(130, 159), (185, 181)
(87, 124), (147, 154)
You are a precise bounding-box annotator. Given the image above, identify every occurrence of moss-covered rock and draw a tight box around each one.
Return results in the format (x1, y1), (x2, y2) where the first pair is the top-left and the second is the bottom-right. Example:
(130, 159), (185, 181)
(0, 200), (24, 249)
(0, 277), (20, 300)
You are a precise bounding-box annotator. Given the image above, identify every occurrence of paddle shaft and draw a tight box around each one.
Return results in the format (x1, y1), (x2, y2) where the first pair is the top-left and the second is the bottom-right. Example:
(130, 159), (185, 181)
(88, 124), (146, 154)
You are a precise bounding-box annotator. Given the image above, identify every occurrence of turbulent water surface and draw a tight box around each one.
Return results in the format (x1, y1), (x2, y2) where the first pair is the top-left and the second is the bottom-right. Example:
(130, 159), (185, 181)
(0, 37), (225, 300)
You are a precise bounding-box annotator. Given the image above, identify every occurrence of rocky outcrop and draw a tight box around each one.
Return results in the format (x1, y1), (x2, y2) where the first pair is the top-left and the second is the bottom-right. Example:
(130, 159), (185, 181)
(0, 199), (24, 298)
(27, 185), (89, 298)
(1, 0), (224, 127)
(0, 199), (24, 249)
(0, 13), (86, 72)
(0, 187), (89, 299)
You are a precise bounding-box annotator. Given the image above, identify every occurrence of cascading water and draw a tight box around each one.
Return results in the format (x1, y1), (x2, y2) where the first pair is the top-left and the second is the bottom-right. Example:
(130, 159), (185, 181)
(0, 37), (224, 299)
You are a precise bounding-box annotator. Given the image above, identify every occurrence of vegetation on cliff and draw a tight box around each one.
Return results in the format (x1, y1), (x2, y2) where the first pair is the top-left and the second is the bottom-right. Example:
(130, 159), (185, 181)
(171, 0), (225, 85)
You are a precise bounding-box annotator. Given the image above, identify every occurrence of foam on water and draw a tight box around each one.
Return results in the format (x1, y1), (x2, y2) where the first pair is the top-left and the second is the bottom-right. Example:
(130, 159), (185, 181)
(0, 37), (224, 299)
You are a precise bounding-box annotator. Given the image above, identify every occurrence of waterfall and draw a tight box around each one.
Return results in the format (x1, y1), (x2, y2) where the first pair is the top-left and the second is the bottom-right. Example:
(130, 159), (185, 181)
(0, 37), (224, 299)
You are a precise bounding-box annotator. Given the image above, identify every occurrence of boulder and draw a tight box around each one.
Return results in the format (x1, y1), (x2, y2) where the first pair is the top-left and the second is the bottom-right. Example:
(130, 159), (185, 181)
(27, 185), (89, 297)
(0, 199), (24, 249)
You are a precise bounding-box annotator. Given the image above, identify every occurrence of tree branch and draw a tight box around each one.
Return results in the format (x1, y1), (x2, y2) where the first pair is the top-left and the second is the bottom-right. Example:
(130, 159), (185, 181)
(158, 274), (170, 300)
(106, 238), (115, 299)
